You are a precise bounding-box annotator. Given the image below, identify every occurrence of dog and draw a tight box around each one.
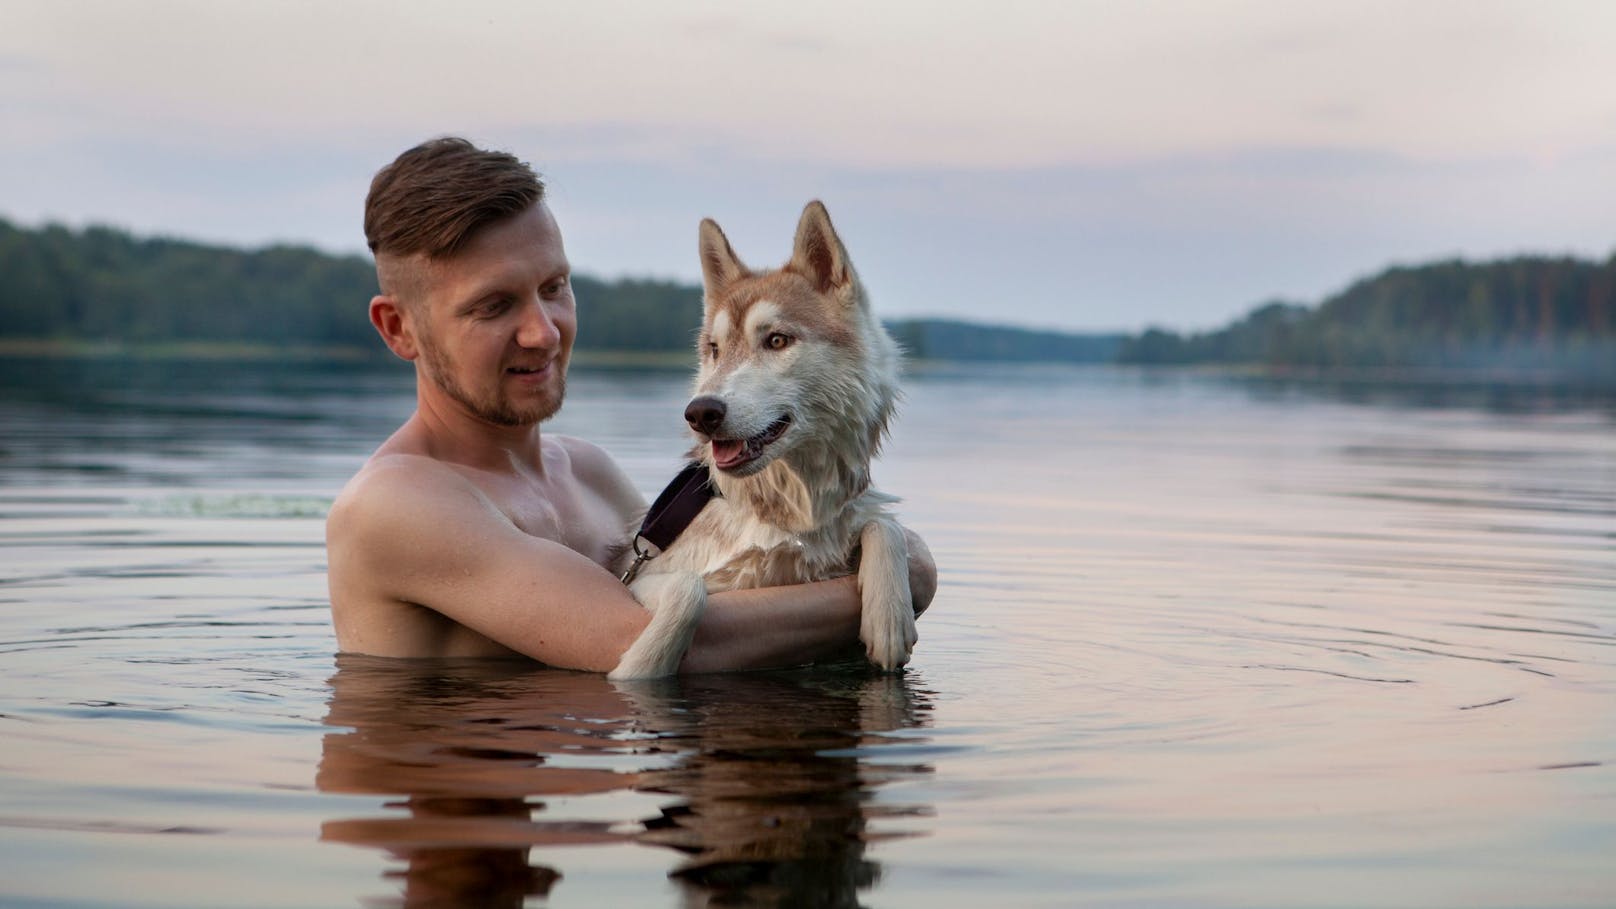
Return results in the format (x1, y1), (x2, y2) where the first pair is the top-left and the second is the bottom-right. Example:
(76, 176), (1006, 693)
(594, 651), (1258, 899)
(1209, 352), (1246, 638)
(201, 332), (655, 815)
(610, 201), (916, 679)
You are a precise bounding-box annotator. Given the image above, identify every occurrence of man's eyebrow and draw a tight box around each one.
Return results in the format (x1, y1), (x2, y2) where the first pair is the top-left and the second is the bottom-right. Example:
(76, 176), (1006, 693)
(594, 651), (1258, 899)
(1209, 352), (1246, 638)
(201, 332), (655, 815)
(449, 283), (507, 313)
(447, 260), (571, 311)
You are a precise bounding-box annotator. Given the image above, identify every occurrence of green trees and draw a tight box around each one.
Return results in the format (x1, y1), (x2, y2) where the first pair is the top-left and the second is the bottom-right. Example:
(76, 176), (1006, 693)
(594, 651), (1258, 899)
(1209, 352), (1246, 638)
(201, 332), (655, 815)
(0, 219), (711, 353)
(0, 218), (1124, 362)
(1118, 256), (1616, 374)
(571, 276), (703, 352)
(0, 218), (379, 347)
(4, 216), (1611, 374)
(886, 319), (1125, 362)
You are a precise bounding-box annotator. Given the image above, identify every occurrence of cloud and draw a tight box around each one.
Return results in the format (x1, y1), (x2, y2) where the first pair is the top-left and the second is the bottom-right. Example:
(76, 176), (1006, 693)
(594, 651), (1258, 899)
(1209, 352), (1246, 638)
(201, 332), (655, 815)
(10, 129), (1613, 332)
(4, 1), (1616, 330)
(0, 51), (43, 73)
(539, 142), (1616, 330)
(10, 0), (1614, 170)
(1303, 102), (1364, 124)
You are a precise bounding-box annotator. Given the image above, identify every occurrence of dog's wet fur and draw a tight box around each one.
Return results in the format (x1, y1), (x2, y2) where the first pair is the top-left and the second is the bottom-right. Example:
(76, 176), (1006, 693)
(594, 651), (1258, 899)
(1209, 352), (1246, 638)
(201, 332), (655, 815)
(610, 201), (916, 679)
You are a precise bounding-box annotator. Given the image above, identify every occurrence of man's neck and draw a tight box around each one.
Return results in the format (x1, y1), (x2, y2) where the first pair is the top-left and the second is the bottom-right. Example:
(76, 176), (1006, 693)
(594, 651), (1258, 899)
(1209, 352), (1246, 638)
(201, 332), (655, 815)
(411, 380), (546, 475)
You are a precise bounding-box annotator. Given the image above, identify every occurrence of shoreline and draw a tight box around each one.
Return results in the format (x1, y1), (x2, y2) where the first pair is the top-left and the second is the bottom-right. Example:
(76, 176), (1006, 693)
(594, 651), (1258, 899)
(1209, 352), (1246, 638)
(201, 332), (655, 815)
(0, 338), (1606, 386)
(0, 338), (696, 369)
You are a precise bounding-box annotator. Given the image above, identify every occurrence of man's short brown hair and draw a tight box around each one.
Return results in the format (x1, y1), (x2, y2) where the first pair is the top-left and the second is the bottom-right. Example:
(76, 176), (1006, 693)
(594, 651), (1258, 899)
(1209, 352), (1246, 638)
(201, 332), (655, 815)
(363, 137), (545, 259)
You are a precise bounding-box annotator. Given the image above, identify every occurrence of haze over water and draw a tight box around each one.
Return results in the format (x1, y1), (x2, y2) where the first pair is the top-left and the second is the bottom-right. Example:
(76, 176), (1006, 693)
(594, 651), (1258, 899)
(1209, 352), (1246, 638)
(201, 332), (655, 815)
(1, 357), (1612, 907)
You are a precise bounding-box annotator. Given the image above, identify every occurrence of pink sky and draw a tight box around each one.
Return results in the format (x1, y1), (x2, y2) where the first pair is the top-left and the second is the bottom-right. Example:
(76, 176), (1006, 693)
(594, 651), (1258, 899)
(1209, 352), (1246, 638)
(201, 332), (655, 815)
(4, 0), (1615, 330)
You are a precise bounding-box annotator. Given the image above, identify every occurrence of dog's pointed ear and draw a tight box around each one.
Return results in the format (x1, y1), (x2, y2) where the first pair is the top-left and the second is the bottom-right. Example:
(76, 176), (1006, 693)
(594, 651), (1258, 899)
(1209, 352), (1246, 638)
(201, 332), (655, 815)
(790, 200), (859, 303)
(698, 218), (747, 298)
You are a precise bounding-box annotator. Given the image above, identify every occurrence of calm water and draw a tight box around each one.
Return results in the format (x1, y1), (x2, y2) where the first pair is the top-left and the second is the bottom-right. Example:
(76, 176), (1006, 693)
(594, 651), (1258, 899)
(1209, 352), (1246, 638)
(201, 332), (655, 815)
(1, 356), (1612, 908)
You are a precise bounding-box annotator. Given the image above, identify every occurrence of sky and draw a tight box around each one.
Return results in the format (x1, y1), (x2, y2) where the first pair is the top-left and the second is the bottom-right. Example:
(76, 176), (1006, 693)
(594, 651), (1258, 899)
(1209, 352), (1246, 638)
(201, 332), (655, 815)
(4, 0), (1615, 332)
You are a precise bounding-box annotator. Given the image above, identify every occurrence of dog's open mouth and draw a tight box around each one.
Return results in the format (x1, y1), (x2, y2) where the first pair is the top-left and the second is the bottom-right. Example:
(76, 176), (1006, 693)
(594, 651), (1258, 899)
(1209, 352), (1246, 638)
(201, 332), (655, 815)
(710, 415), (792, 471)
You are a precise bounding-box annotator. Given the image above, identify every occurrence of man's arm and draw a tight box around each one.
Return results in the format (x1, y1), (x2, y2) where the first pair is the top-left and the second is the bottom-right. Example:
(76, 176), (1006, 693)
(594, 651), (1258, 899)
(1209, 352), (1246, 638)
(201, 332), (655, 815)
(683, 525), (935, 671)
(684, 577), (859, 672)
(903, 528), (936, 618)
(328, 456), (650, 670)
(328, 455), (934, 673)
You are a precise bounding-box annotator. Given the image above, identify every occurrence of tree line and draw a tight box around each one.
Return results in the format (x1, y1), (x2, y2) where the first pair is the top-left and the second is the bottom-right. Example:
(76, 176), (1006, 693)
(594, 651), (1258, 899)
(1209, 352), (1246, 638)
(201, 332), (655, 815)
(0, 216), (1121, 361)
(0, 217), (706, 351)
(1118, 256), (1616, 375)
(3, 216), (1612, 374)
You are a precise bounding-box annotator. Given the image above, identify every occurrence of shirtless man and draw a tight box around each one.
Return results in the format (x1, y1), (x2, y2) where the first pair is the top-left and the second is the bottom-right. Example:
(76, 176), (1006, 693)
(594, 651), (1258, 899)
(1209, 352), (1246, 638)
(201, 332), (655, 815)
(326, 138), (935, 674)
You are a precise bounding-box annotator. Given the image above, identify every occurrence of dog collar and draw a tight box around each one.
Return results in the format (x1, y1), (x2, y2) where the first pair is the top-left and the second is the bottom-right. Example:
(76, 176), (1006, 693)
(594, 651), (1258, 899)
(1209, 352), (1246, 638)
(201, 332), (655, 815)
(619, 461), (716, 584)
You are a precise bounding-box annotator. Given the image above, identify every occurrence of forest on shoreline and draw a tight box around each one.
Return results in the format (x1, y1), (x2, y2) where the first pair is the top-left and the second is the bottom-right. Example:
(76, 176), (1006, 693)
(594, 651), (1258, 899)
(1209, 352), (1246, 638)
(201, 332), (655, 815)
(2, 217), (1611, 378)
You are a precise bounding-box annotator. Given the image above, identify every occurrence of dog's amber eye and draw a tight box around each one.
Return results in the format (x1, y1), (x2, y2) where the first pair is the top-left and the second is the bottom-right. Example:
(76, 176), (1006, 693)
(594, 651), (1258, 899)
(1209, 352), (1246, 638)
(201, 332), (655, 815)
(765, 333), (792, 351)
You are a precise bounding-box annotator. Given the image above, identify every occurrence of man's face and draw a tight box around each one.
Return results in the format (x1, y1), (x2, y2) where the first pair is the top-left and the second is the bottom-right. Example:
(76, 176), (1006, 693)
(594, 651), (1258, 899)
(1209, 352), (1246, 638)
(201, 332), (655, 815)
(403, 202), (577, 427)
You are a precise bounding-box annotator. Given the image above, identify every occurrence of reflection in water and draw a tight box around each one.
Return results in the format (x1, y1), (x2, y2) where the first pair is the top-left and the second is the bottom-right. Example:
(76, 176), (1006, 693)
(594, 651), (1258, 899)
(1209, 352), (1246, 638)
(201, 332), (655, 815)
(317, 656), (934, 907)
(5, 357), (1613, 907)
(1223, 369), (1616, 416)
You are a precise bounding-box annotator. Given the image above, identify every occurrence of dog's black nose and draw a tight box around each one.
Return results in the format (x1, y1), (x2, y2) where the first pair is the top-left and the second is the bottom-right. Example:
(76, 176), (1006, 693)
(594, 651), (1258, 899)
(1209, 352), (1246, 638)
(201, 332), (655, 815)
(684, 396), (727, 435)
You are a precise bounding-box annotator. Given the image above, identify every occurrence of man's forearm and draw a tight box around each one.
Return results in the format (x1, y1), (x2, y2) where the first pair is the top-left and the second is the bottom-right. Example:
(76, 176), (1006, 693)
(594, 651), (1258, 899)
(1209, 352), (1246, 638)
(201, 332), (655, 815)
(673, 526), (936, 674)
(904, 527), (936, 617)
(678, 575), (862, 673)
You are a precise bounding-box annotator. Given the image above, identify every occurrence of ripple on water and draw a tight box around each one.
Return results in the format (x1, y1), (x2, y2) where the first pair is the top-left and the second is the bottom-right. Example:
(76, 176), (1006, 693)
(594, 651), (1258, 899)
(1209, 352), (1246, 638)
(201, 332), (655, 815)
(2, 362), (1614, 907)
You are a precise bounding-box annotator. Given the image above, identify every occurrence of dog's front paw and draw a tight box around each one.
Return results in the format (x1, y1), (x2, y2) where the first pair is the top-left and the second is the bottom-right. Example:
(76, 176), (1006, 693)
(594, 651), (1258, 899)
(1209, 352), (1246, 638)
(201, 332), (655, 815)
(857, 518), (917, 672)
(611, 572), (707, 680)
(861, 599), (917, 671)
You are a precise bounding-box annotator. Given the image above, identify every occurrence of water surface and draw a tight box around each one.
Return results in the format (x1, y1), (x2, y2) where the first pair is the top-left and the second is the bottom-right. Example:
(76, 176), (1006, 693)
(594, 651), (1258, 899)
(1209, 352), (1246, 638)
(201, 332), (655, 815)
(1, 357), (1612, 907)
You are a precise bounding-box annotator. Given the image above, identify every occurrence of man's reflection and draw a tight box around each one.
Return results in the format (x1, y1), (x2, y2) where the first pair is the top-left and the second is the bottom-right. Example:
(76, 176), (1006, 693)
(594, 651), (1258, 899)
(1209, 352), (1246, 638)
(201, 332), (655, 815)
(318, 655), (933, 907)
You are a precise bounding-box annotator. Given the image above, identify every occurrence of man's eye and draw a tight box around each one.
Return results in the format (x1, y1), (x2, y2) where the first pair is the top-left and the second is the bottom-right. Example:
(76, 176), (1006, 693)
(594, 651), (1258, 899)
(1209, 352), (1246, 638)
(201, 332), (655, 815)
(765, 332), (792, 351)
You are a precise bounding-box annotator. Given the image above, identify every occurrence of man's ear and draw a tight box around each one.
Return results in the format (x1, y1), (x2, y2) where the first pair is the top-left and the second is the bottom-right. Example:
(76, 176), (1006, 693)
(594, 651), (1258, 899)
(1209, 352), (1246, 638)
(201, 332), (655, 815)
(698, 218), (748, 303)
(369, 295), (420, 361)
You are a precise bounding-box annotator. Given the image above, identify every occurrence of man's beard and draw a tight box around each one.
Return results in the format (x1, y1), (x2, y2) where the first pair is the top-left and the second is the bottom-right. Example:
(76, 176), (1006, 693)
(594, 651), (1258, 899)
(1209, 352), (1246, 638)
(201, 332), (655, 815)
(419, 336), (564, 427)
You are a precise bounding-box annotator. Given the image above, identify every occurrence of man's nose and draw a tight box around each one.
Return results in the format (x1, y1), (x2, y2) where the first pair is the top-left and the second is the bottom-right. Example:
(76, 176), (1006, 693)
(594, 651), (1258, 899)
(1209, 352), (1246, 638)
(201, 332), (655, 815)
(515, 297), (561, 349)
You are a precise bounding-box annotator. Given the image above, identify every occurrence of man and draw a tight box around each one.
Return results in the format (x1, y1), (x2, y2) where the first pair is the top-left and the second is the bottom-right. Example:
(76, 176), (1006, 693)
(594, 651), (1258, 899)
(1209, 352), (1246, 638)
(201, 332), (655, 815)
(326, 137), (935, 673)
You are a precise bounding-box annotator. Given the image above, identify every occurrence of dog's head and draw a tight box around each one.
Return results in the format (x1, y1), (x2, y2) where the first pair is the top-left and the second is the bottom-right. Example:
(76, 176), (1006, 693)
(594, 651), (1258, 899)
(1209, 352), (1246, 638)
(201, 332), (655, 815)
(686, 201), (899, 480)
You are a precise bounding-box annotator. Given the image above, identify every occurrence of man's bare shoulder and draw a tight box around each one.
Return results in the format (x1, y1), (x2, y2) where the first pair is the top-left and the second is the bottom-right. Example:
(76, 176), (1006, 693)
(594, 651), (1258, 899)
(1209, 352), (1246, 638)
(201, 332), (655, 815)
(548, 434), (644, 516)
(548, 433), (618, 480)
(325, 452), (514, 618)
(324, 445), (650, 668)
(329, 451), (489, 534)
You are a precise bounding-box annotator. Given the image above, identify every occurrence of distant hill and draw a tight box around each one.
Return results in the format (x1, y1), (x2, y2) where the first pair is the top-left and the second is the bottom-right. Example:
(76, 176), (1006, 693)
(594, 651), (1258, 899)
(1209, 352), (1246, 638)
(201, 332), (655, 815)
(3, 216), (1611, 375)
(0, 219), (380, 348)
(887, 319), (1125, 363)
(0, 217), (1117, 362)
(1118, 256), (1616, 377)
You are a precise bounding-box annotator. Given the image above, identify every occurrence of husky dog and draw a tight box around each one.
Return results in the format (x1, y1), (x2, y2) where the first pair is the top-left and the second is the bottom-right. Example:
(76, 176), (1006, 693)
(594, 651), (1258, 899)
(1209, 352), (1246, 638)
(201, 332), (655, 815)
(610, 201), (916, 679)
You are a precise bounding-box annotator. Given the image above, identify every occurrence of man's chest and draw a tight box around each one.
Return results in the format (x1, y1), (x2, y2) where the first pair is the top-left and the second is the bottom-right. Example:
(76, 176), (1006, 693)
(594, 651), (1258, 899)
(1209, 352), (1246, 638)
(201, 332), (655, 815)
(482, 476), (626, 568)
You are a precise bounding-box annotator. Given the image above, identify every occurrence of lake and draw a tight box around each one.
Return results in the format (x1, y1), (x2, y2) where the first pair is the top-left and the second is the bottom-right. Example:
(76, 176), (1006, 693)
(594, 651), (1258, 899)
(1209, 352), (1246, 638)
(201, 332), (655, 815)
(1, 355), (1612, 908)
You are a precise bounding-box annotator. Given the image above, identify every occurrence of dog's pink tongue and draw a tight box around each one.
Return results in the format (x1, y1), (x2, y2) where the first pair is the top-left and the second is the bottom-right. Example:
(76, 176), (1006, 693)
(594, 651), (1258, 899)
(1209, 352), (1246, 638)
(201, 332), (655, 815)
(711, 439), (745, 466)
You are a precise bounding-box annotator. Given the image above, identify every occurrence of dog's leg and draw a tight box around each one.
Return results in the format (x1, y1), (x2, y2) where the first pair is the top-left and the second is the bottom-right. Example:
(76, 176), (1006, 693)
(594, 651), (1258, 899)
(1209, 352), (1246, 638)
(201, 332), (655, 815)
(610, 572), (707, 680)
(858, 517), (917, 670)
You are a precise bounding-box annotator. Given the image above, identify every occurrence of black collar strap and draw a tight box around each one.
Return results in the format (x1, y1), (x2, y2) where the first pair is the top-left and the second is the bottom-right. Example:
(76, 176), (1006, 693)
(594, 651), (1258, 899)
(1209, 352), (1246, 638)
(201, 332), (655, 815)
(620, 461), (716, 583)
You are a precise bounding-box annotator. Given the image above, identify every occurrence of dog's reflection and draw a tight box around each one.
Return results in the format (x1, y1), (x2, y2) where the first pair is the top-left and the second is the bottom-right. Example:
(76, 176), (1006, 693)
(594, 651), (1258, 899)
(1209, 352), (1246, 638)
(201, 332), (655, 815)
(318, 655), (933, 907)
